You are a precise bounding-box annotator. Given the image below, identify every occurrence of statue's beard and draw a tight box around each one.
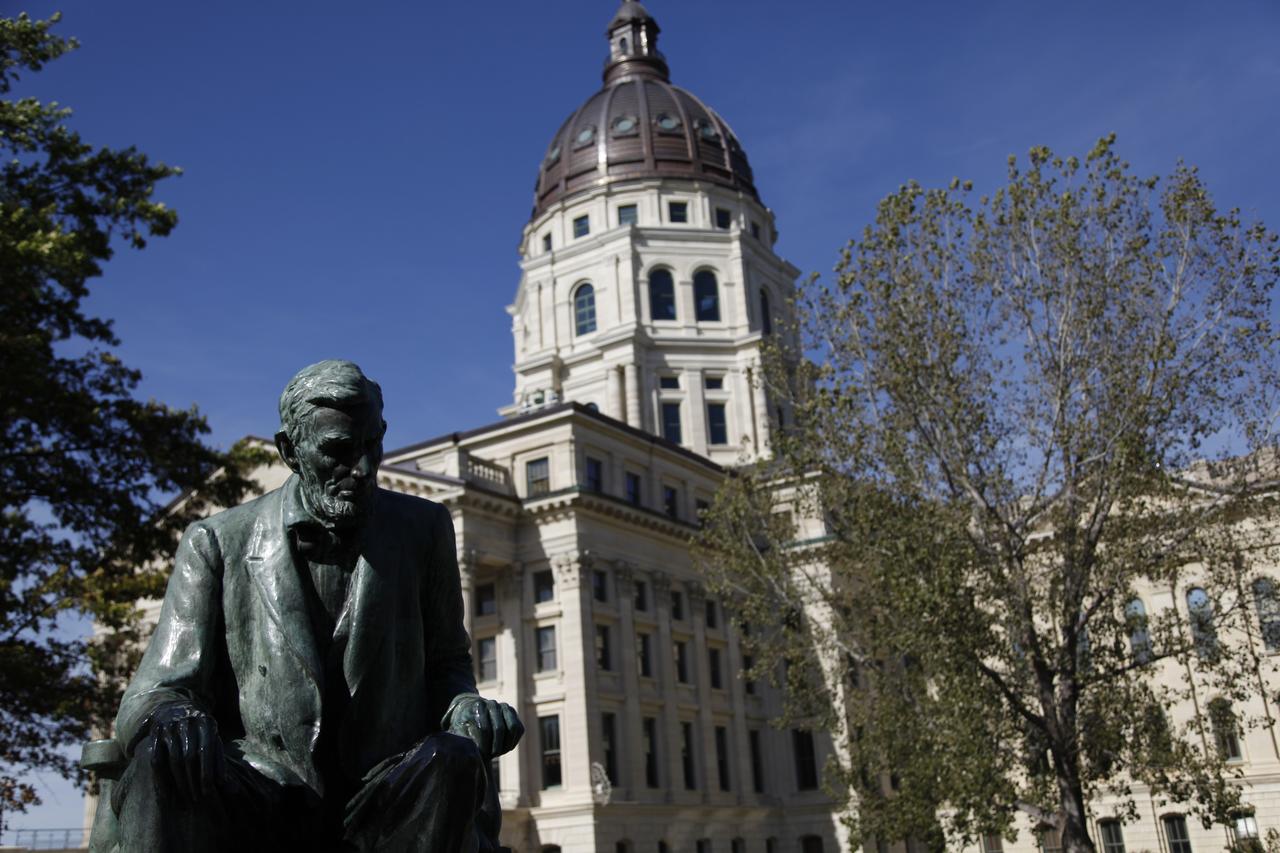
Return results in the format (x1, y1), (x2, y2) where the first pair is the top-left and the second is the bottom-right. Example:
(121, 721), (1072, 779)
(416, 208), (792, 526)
(299, 472), (372, 528)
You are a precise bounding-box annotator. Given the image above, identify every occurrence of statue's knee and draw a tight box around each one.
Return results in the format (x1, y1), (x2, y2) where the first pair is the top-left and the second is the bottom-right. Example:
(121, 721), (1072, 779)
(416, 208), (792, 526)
(434, 732), (484, 768)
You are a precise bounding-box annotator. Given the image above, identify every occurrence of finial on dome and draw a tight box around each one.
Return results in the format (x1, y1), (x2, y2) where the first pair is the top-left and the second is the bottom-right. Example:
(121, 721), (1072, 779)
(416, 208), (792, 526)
(604, 0), (667, 84)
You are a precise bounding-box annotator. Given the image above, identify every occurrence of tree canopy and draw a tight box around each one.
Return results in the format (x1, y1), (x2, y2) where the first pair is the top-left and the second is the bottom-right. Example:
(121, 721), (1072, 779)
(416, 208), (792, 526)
(698, 136), (1280, 853)
(0, 13), (265, 822)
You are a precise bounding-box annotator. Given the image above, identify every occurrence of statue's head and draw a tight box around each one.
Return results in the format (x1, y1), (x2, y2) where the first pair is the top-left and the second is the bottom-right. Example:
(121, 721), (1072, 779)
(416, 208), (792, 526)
(275, 360), (386, 527)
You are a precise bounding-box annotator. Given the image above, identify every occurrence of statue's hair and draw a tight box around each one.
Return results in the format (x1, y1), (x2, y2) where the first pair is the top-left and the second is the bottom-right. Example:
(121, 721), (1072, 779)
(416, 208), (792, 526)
(278, 360), (383, 441)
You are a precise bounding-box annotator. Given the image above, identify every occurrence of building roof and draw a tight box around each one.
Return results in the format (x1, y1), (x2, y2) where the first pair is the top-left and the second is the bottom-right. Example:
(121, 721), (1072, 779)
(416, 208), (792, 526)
(386, 401), (724, 474)
(530, 3), (758, 219)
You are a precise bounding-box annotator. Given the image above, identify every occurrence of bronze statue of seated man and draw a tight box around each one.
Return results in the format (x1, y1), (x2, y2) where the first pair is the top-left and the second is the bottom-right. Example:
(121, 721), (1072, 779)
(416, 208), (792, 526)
(107, 360), (522, 852)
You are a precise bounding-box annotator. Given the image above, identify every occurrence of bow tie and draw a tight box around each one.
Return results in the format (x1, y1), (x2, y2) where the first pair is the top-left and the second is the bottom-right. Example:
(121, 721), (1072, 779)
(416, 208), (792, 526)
(291, 522), (359, 564)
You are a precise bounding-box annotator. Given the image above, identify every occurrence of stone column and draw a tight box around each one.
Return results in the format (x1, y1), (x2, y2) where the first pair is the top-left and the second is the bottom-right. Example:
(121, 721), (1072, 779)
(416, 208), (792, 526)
(550, 550), (593, 798)
(607, 365), (624, 422)
(726, 617), (751, 804)
(687, 580), (714, 803)
(614, 561), (641, 801)
(497, 562), (526, 806)
(624, 362), (642, 428)
(654, 571), (681, 803)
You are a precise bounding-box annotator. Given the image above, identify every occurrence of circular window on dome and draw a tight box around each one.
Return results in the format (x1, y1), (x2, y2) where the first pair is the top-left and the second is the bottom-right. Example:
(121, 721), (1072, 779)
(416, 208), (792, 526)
(696, 120), (721, 144)
(546, 145), (561, 165)
(612, 115), (639, 136)
(654, 113), (682, 133)
(573, 125), (597, 149)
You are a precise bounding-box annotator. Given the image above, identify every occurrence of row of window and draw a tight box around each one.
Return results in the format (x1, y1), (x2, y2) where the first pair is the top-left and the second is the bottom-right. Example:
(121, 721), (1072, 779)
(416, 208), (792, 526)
(536, 710), (818, 798)
(1126, 578), (1280, 664)
(1021, 811), (1259, 853)
(572, 268), (739, 338)
(523, 452), (711, 519)
(545, 837), (820, 853)
(543, 202), (766, 251)
(472, 569), (724, 618)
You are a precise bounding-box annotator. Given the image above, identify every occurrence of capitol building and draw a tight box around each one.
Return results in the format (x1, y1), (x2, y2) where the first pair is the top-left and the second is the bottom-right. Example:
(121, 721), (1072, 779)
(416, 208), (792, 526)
(74, 4), (1280, 853)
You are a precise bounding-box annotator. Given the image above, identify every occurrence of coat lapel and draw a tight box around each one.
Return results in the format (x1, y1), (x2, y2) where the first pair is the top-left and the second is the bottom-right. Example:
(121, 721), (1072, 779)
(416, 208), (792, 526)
(344, 491), (397, 698)
(246, 485), (323, 688)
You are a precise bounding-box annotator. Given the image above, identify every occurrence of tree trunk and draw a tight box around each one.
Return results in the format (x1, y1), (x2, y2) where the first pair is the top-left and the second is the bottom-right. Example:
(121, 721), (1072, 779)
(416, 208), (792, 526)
(1058, 769), (1096, 853)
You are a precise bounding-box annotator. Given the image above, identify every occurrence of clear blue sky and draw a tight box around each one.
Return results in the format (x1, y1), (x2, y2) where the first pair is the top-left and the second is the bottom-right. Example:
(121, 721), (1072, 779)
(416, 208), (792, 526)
(7, 0), (1279, 832)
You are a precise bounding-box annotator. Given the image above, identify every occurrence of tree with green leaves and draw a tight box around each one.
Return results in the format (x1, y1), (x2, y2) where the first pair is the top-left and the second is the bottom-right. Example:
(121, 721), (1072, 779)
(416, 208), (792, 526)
(698, 136), (1280, 853)
(0, 13), (266, 824)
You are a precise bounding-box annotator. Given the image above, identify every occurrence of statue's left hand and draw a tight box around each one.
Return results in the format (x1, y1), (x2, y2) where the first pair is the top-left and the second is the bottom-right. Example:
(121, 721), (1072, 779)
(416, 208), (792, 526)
(448, 696), (524, 759)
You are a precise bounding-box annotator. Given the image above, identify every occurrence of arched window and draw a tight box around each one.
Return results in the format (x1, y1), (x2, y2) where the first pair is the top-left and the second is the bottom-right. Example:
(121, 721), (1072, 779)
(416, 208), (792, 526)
(1186, 587), (1217, 660)
(1125, 598), (1152, 663)
(620, 37), (629, 53)
(649, 269), (676, 321)
(617, 842), (633, 853)
(1209, 698), (1242, 760)
(658, 843), (671, 853)
(574, 283), (597, 336)
(1253, 577), (1280, 651)
(760, 289), (772, 335)
(542, 847), (562, 853)
(694, 270), (720, 322)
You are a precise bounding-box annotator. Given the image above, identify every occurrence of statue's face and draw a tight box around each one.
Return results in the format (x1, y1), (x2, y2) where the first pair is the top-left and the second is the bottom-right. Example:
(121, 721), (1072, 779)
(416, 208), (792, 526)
(292, 401), (385, 527)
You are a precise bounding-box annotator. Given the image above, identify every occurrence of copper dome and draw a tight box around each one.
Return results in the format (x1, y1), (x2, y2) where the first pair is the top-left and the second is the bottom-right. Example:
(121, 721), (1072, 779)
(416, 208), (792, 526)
(531, 3), (759, 220)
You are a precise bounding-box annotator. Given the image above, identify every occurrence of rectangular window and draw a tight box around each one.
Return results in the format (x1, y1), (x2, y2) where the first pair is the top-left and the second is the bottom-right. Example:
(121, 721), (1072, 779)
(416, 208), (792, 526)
(663, 485), (680, 519)
(540, 715), (562, 788)
(637, 632), (653, 677)
(542, 233), (552, 252)
(793, 729), (818, 790)
(1099, 822), (1125, 853)
(533, 569), (555, 603)
(634, 579), (648, 611)
(697, 841), (711, 853)
(715, 207), (732, 229)
(602, 711), (619, 783)
(618, 204), (638, 226)
(1163, 816), (1192, 853)
(743, 654), (756, 695)
(475, 582), (497, 616)
(536, 625), (557, 672)
(705, 599), (719, 628)
(704, 375), (724, 390)
(476, 636), (497, 682)
(526, 457), (550, 496)
(573, 214), (590, 238)
(661, 402), (682, 444)
(749, 729), (764, 793)
(643, 716), (659, 787)
(659, 375), (680, 389)
(1037, 829), (1063, 853)
(669, 201), (688, 223)
(675, 640), (690, 683)
(671, 590), (685, 620)
(707, 403), (728, 445)
(981, 836), (1004, 853)
(751, 221), (761, 240)
(801, 839), (824, 853)
(715, 725), (730, 791)
(625, 471), (642, 506)
(596, 624), (612, 670)
(592, 568), (608, 602)
(709, 647), (723, 689)
(695, 499), (710, 525)
(681, 721), (697, 789)
(585, 456), (603, 492)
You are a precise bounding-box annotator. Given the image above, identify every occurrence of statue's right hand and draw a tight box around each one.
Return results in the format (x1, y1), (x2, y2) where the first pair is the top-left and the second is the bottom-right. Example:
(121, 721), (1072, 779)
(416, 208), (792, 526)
(145, 704), (226, 802)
